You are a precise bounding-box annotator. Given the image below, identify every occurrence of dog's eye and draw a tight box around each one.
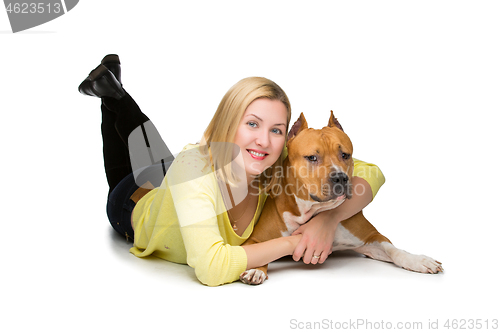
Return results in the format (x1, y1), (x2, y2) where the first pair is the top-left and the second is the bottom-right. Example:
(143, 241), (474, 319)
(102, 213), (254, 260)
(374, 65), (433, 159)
(342, 153), (351, 160)
(305, 155), (318, 162)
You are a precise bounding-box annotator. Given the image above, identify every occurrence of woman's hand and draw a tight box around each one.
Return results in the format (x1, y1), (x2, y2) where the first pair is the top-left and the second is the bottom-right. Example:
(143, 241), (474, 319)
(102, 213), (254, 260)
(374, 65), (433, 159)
(291, 210), (340, 264)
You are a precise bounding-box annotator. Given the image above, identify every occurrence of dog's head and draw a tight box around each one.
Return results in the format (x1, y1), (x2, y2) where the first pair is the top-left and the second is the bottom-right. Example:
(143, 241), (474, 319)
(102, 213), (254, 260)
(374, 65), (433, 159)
(286, 111), (354, 202)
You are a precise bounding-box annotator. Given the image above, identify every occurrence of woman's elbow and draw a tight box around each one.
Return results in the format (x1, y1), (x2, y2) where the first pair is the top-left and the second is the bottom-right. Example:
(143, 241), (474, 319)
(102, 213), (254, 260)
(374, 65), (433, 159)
(194, 266), (232, 287)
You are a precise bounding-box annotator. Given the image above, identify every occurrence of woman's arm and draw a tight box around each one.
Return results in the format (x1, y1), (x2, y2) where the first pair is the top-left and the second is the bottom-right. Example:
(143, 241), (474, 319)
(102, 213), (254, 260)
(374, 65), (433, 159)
(242, 234), (302, 269)
(292, 176), (375, 264)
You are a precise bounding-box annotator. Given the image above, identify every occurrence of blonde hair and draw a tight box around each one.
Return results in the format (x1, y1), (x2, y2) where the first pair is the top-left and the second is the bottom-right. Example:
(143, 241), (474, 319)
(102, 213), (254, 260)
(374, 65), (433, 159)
(201, 77), (291, 193)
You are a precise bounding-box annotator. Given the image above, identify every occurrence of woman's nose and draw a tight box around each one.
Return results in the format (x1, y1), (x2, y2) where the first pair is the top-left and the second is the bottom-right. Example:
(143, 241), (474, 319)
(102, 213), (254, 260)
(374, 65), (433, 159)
(255, 130), (270, 147)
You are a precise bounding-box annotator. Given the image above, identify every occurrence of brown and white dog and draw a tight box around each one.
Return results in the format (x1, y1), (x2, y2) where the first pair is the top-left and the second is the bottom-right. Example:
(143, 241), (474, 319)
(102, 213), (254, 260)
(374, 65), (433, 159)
(240, 112), (443, 285)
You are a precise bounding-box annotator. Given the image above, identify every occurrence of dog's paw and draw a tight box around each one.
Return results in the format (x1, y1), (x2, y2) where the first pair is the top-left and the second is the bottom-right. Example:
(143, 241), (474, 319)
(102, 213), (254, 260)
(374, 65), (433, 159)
(399, 253), (444, 274)
(239, 269), (268, 285)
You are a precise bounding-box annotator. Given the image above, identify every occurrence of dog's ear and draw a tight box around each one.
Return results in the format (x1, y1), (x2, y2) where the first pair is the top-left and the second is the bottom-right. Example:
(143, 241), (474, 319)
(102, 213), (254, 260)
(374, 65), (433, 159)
(328, 111), (344, 132)
(287, 113), (308, 142)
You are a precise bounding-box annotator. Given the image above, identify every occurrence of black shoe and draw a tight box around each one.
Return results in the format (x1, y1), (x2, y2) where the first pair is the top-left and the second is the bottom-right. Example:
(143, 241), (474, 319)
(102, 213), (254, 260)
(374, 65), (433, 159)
(101, 54), (121, 83)
(78, 64), (125, 99)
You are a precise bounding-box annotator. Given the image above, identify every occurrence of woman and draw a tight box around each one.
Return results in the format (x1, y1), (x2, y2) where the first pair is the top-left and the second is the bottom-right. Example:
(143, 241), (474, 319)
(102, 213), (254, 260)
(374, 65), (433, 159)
(79, 55), (385, 286)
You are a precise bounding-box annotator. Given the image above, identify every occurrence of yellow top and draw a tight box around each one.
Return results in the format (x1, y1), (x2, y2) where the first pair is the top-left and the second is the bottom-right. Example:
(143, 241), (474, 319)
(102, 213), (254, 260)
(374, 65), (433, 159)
(131, 144), (385, 286)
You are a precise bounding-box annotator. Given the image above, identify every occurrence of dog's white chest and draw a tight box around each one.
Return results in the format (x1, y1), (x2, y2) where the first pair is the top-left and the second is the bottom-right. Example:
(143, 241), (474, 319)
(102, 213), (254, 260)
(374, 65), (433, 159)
(281, 194), (345, 236)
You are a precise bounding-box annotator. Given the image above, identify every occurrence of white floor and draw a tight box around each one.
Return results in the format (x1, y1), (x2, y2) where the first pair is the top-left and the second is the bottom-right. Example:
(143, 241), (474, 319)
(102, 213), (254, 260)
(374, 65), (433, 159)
(5, 189), (495, 332)
(2, 2), (500, 332)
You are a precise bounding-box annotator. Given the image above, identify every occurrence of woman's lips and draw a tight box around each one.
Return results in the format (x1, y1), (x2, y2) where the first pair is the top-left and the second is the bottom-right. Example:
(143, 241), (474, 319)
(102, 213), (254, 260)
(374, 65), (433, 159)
(247, 149), (268, 160)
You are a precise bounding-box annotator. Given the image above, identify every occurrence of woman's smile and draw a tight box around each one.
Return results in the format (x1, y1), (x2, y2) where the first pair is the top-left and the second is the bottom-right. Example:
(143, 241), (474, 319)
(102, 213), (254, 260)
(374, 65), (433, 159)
(247, 149), (269, 160)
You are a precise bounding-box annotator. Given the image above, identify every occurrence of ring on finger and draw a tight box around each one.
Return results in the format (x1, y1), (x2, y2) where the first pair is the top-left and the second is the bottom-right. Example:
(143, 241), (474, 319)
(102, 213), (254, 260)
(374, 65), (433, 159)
(312, 254), (321, 259)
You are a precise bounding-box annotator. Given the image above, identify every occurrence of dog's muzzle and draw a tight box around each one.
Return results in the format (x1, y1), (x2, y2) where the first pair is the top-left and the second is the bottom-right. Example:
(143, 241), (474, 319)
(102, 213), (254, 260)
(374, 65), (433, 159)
(329, 172), (352, 199)
(330, 172), (348, 187)
(309, 172), (352, 202)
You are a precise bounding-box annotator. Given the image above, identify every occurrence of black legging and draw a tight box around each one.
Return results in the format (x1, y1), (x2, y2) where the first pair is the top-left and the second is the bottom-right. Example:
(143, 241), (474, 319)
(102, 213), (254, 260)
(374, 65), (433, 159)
(101, 92), (173, 192)
(100, 92), (172, 239)
(101, 93), (148, 192)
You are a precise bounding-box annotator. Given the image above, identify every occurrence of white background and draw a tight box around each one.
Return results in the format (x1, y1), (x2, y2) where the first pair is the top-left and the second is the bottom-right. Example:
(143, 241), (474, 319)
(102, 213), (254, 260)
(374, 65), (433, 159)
(2, 1), (499, 332)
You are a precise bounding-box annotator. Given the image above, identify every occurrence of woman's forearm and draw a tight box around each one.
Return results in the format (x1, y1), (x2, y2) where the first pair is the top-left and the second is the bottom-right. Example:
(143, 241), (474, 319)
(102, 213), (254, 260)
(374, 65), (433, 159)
(242, 235), (301, 270)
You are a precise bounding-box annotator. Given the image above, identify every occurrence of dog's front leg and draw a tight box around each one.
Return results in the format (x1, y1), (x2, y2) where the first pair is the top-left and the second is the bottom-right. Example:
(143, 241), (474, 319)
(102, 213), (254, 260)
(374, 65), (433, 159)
(239, 265), (268, 285)
(361, 242), (444, 274)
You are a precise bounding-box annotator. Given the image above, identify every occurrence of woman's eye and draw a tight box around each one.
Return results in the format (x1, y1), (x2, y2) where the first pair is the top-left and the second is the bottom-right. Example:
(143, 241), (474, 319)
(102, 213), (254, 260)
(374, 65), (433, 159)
(247, 121), (257, 128)
(272, 128), (283, 135)
(306, 155), (318, 162)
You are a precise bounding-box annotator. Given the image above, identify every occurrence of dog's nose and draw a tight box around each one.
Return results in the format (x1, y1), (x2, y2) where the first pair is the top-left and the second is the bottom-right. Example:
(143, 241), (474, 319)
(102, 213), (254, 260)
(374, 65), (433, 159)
(330, 172), (349, 187)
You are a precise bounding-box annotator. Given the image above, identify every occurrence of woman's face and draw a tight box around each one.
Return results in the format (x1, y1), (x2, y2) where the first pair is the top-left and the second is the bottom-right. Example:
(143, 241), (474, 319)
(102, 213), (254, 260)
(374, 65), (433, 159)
(233, 98), (288, 179)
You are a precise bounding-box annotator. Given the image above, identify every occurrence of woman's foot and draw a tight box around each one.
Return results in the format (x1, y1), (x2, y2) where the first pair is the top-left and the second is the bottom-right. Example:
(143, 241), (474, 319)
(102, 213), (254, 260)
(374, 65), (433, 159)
(78, 64), (125, 99)
(101, 54), (121, 83)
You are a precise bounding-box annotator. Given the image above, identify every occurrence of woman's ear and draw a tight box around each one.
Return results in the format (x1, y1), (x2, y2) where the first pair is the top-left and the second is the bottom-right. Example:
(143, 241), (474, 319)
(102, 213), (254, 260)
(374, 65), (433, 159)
(287, 113), (308, 142)
(328, 110), (344, 132)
